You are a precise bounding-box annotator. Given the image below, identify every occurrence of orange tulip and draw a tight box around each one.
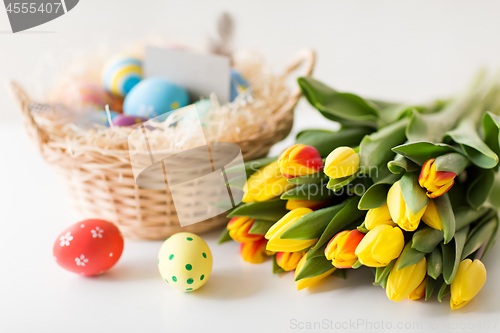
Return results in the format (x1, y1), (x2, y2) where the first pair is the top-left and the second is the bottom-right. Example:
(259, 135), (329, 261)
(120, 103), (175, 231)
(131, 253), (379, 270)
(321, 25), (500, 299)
(276, 251), (306, 271)
(278, 144), (323, 179)
(240, 239), (268, 264)
(324, 230), (365, 268)
(419, 159), (456, 198)
(227, 217), (264, 243)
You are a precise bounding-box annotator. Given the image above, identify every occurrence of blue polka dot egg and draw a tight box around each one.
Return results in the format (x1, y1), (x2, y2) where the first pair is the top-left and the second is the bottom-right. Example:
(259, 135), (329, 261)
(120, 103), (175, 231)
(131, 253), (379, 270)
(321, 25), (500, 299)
(102, 53), (143, 97)
(123, 77), (190, 119)
(158, 232), (212, 292)
(230, 68), (250, 102)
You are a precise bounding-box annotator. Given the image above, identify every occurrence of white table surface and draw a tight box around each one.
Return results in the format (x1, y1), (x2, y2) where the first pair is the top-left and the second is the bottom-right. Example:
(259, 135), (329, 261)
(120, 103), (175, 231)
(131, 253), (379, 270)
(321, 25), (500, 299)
(1, 106), (499, 333)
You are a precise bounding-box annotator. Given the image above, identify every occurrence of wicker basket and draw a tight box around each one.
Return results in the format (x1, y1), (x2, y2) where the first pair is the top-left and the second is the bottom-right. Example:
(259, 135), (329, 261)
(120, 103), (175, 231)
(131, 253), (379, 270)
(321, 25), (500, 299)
(10, 49), (316, 240)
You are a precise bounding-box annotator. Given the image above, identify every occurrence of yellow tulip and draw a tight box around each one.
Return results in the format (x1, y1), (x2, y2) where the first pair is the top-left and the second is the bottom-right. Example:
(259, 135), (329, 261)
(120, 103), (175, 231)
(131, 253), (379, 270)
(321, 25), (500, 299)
(408, 279), (427, 301)
(286, 199), (331, 211)
(295, 254), (335, 290)
(324, 147), (359, 179)
(227, 217), (264, 243)
(386, 256), (427, 302)
(364, 204), (396, 230)
(265, 208), (316, 252)
(240, 239), (268, 264)
(242, 161), (294, 203)
(387, 181), (426, 231)
(421, 199), (443, 230)
(354, 225), (404, 267)
(276, 251), (305, 271)
(450, 259), (487, 309)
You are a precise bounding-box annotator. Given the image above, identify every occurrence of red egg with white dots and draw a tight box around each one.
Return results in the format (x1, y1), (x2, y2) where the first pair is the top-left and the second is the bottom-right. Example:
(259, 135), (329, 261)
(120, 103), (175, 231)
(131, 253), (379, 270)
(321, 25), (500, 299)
(53, 219), (124, 276)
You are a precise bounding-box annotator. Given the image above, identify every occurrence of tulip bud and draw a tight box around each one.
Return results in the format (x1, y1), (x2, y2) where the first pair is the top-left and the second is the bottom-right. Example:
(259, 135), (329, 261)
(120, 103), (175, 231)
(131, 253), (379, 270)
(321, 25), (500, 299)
(286, 199), (331, 211)
(354, 225), (405, 267)
(278, 144), (323, 179)
(243, 161), (294, 203)
(450, 259), (487, 309)
(386, 256), (427, 302)
(324, 147), (360, 179)
(419, 159), (456, 198)
(408, 279), (426, 301)
(324, 230), (365, 268)
(364, 204), (396, 230)
(227, 217), (264, 243)
(265, 208), (317, 252)
(276, 251), (305, 271)
(295, 254), (335, 290)
(421, 199), (443, 230)
(387, 181), (426, 231)
(240, 239), (268, 264)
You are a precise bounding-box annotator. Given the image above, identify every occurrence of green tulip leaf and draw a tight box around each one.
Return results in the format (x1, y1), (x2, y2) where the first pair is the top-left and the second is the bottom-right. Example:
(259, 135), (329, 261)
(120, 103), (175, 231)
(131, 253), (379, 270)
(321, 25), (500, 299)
(427, 247), (443, 279)
(217, 228), (232, 244)
(305, 242), (328, 260)
(445, 120), (499, 169)
(248, 220), (276, 235)
(434, 193), (456, 244)
(298, 77), (379, 127)
(288, 172), (330, 185)
(487, 172), (500, 208)
(462, 216), (497, 260)
(280, 204), (346, 240)
(441, 226), (469, 284)
(310, 196), (365, 252)
(387, 154), (420, 174)
(482, 214), (499, 259)
(272, 255), (285, 274)
(224, 156), (276, 176)
(295, 255), (334, 281)
(359, 118), (408, 182)
(392, 142), (459, 166)
(437, 282), (450, 303)
(455, 206), (491, 230)
(399, 172), (429, 215)
(326, 173), (359, 192)
(358, 173), (402, 210)
(434, 153), (470, 175)
(374, 259), (396, 286)
(296, 127), (373, 158)
(467, 168), (495, 209)
(412, 227), (444, 253)
(425, 276), (436, 301)
(397, 242), (426, 270)
(332, 269), (347, 279)
(227, 199), (288, 221)
(281, 183), (339, 201)
(483, 112), (500, 171)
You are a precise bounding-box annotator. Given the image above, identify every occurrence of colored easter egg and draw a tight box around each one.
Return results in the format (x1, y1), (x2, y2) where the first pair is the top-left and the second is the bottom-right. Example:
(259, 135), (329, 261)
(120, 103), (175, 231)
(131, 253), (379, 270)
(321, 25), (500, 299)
(123, 77), (190, 119)
(158, 232), (213, 292)
(230, 69), (250, 102)
(53, 219), (124, 276)
(179, 99), (213, 128)
(58, 81), (123, 112)
(102, 54), (143, 96)
(112, 114), (147, 127)
(86, 110), (119, 127)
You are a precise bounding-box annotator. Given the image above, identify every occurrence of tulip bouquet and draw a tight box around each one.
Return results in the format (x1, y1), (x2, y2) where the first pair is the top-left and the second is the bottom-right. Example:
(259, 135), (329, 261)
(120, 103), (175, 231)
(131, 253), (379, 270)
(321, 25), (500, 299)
(219, 74), (500, 309)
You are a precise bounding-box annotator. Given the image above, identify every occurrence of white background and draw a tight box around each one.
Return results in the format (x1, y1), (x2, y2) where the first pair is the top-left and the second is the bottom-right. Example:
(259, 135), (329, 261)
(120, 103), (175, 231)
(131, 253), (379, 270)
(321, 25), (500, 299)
(1, 1), (500, 332)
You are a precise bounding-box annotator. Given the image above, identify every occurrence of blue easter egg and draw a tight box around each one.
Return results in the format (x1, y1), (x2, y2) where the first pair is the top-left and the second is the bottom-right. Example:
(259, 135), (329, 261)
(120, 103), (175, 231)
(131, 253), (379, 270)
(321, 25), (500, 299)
(87, 110), (119, 127)
(230, 69), (250, 102)
(102, 54), (143, 96)
(123, 77), (190, 119)
(179, 99), (213, 128)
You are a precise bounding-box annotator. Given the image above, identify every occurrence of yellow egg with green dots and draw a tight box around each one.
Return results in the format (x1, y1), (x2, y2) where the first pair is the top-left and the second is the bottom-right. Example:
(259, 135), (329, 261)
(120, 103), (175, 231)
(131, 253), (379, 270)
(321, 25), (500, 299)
(158, 232), (213, 292)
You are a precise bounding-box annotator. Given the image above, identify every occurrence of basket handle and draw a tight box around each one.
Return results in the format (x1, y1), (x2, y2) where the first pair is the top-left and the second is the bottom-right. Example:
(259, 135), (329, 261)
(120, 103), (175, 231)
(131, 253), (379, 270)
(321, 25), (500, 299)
(280, 48), (316, 108)
(9, 81), (46, 153)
